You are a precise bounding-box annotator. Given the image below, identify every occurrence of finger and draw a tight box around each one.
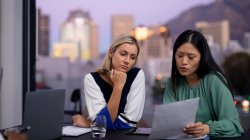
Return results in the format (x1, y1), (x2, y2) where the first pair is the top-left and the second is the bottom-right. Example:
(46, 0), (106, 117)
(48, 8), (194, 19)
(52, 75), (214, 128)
(195, 122), (203, 126)
(72, 115), (78, 119)
(73, 122), (78, 126)
(185, 122), (203, 129)
(185, 122), (196, 128)
(72, 116), (77, 121)
(111, 69), (114, 75)
(185, 130), (203, 137)
(186, 125), (204, 131)
(184, 126), (205, 136)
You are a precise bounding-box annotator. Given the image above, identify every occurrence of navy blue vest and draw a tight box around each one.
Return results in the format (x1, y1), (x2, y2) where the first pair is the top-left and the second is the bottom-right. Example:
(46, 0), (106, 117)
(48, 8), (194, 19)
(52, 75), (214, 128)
(91, 67), (140, 114)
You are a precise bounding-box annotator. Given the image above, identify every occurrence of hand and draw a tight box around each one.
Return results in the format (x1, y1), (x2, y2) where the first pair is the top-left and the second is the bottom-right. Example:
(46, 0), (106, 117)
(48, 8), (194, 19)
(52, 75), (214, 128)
(110, 69), (127, 88)
(72, 114), (91, 128)
(4, 131), (27, 140)
(183, 122), (210, 138)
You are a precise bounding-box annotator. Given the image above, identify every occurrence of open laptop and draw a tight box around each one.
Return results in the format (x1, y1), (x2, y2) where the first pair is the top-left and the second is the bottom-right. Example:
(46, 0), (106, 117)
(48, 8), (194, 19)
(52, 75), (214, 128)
(23, 89), (65, 140)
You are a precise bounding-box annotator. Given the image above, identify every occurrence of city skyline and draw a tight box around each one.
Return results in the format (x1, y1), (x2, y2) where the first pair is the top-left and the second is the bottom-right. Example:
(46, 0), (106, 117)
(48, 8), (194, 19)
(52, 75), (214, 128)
(37, 0), (214, 53)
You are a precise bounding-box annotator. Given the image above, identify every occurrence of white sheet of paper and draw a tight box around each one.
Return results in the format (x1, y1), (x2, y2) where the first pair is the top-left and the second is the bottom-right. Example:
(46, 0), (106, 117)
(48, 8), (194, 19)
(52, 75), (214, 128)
(149, 98), (200, 139)
(62, 126), (91, 136)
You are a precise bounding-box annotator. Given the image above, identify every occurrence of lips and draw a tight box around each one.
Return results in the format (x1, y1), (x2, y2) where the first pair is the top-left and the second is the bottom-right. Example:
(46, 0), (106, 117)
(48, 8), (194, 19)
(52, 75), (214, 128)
(179, 67), (188, 72)
(121, 65), (128, 70)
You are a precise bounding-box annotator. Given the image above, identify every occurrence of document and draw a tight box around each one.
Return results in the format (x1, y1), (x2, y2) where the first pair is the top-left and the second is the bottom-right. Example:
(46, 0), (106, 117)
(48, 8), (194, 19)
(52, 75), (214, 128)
(149, 98), (199, 139)
(62, 126), (91, 136)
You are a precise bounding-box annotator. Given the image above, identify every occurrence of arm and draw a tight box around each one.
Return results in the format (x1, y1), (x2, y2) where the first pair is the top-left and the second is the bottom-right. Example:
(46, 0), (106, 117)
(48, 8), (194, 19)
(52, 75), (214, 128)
(84, 70), (128, 129)
(206, 74), (244, 137)
(99, 70), (146, 129)
(72, 74), (106, 127)
(107, 69), (127, 122)
(120, 70), (145, 126)
(84, 74), (107, 121)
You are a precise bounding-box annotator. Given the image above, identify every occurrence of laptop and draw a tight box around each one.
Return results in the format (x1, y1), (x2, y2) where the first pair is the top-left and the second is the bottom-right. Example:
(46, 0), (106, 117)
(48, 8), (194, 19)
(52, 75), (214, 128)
(23, 89), (65, 140)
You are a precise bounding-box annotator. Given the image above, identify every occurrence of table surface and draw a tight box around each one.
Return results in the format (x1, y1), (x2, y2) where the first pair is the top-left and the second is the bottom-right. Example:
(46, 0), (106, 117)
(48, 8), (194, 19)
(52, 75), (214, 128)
(58, 129), (147, 140)
(58, 129), (250, 140)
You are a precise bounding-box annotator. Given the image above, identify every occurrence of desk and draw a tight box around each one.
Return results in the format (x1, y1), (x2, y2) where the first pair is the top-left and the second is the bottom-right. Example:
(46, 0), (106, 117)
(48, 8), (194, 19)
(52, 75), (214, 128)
(59, 129), (147, 140)
(59, 129), (250, 140)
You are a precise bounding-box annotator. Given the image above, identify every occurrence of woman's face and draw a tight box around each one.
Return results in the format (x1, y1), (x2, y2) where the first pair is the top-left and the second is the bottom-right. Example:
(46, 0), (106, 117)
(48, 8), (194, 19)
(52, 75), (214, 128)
(175, 43), (201, 78)
(110, 43), (138, 72)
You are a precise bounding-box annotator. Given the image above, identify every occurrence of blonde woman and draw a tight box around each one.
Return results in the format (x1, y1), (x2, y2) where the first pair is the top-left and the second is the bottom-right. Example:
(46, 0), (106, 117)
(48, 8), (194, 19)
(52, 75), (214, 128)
(72, 34), (145, 130)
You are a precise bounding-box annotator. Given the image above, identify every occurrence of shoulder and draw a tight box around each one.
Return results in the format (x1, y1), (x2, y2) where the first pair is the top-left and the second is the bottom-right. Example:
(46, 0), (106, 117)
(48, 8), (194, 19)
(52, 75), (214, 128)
(128, 67), (141, 74)
(204, 71), (224, 83)
(84, 73), (96, 84)
(137, 69), (145, 77)
(128, 67), (144, 78)
(203, 71), (229, 89)
(127, 68), (145, 85)
(84, 73), (94, 80)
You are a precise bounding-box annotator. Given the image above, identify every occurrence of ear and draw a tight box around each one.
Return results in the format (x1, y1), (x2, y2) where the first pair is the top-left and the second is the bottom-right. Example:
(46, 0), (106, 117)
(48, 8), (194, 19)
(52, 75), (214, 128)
(109, 49), (113, 57)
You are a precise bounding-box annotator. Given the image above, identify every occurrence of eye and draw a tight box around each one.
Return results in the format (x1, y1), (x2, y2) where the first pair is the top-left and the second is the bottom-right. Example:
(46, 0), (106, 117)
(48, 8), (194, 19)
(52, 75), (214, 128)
(130, 56), (137, 60)
(176, 54), (183, 58)
(188, 55), (196, 60)
(120, 52), (127, 56)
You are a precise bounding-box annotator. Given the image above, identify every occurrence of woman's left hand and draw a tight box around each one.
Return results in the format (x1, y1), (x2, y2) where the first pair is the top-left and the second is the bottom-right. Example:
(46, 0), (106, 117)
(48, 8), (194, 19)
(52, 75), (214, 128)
(72, 114), (91, 128)
(183, 122), (210, 138)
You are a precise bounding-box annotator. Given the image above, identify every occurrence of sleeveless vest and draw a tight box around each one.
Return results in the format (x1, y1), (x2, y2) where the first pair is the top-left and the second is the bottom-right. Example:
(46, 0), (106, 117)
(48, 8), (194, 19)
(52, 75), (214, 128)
(91, 67), (140, 114)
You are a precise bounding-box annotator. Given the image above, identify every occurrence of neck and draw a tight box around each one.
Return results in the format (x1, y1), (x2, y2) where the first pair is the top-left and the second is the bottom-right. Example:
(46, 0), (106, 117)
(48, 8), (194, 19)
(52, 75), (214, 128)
(185, 74), (200, 86)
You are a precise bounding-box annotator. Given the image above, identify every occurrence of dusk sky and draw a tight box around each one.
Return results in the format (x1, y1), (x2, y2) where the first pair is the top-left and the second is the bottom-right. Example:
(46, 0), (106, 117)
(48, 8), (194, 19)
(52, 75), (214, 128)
(37, 0), (214, 53)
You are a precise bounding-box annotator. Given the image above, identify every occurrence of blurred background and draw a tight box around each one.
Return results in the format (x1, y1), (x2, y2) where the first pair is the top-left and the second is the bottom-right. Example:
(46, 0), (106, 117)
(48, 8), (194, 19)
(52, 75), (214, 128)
(36, 0), (250, 127)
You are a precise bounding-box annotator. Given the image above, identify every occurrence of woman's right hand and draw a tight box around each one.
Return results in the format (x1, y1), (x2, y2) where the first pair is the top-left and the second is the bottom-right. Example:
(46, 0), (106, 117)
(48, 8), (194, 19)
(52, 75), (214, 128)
(183, 122), (210, 138)
(110, 69), (127, 88)
(72, 115), (91, 128)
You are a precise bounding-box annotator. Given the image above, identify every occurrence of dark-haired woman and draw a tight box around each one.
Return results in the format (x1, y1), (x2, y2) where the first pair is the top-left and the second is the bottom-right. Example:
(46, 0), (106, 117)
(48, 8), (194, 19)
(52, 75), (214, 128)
(163, 30), (244, 138)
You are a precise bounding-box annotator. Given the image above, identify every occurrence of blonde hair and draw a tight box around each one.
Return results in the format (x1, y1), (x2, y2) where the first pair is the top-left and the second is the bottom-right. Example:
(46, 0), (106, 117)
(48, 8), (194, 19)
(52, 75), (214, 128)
(97, 34), (140, 72)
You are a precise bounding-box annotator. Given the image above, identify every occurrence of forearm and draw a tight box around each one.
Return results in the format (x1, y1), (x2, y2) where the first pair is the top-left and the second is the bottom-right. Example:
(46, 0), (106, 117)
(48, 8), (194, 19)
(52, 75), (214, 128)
(206, 119), (243, 137)
(107, 85), (123, 122)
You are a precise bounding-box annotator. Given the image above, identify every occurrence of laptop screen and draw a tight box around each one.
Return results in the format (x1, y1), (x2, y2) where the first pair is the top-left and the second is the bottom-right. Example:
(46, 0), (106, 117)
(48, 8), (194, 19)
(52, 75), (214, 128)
(23, 89), (65, 140)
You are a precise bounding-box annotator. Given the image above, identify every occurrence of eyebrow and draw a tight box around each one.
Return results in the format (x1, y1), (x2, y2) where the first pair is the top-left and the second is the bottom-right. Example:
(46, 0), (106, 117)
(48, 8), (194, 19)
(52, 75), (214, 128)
(176, 51), (197, 56)
(120, 50), (137, 56)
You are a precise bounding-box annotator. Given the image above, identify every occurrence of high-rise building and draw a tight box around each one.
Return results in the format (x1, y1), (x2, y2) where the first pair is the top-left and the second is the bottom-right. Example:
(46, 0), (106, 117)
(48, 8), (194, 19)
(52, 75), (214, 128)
(146, 25), (170, 58)
(195, 20), (230, 49)
(37, 9), (50, 56)
(89, 21), (99, 60)
(111, 15), (134, 40)
(51, 42), (78, 62)
(58, 9), (99, 61)
(131, 25), (171, 68)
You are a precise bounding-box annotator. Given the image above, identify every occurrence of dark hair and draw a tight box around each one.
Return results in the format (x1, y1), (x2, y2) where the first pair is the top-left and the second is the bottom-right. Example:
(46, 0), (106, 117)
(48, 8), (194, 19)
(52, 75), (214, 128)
(171, 30), (233, 96)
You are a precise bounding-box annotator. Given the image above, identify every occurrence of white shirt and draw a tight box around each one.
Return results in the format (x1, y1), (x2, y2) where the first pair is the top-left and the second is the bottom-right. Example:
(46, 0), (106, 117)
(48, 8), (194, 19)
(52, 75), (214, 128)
(83, 70), (145, 126)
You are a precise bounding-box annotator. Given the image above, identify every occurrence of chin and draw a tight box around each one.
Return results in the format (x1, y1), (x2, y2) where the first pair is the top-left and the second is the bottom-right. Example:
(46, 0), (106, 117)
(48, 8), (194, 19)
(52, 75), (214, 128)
(179, 72), (189, 77)
(121, 68), (130, 73)
(122, 69), (128, 73)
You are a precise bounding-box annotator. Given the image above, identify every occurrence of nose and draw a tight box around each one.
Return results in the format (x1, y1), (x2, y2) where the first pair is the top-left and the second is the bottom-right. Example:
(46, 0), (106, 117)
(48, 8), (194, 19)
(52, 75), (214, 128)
(124, 56), (130, 64)
(181, 56), (188, 65)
